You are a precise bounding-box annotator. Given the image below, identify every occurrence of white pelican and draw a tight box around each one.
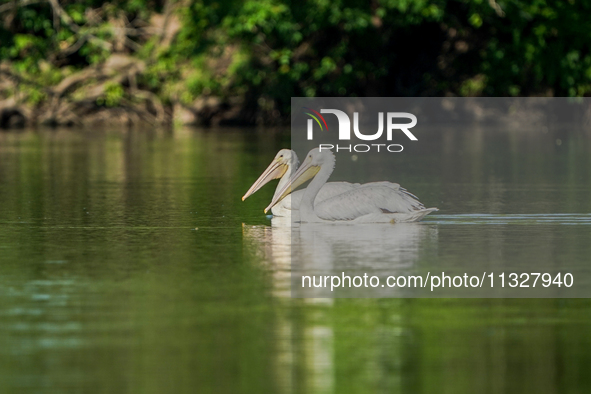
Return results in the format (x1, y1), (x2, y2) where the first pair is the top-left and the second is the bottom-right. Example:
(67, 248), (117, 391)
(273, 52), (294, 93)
(265, 148), (438, 223)
(242, 149), (359, 216)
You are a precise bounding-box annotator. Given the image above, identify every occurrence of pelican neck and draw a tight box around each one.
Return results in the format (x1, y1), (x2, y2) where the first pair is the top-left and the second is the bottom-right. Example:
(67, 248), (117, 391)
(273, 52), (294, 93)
(273, 153), (299, 201)
(300, 156), (335, 222)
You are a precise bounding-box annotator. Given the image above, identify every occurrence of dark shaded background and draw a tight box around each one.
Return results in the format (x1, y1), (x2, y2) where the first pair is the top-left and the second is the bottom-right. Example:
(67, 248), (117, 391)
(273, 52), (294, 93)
(2, 0), (591, 126)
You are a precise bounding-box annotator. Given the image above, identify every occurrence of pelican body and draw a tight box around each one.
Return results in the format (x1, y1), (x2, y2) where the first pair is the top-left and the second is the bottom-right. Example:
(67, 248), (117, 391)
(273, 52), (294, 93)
(266, 148), (437, 223)
(242, 149), (358, 216)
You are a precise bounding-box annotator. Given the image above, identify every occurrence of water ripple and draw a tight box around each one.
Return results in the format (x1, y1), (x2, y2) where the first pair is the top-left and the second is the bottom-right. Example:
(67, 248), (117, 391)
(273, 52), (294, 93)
(425, 213), (591, 225)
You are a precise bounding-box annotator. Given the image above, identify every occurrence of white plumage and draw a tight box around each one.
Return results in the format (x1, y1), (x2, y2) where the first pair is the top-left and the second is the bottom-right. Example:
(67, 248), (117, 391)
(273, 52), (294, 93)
(266, 148), (437, 223)
(242, 149), (359, 216)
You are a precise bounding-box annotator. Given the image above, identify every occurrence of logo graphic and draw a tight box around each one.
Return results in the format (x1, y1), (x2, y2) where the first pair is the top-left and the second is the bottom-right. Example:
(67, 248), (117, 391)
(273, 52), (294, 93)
(303, 108), (328, 137)
(304, 108), (418, 153)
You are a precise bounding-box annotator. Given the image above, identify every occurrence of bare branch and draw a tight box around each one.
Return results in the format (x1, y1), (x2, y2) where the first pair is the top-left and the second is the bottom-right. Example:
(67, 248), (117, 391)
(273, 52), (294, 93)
(0, 0), (42, 13)
(488, 0), (505, 17)
(47, 0), (79, 32)
(0, 63), (50, 92)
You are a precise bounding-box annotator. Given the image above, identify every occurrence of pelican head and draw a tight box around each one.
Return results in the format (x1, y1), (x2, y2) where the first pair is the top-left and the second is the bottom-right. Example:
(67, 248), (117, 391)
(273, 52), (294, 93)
(264, 148), (335, 213)
(242, 149), (297, 201)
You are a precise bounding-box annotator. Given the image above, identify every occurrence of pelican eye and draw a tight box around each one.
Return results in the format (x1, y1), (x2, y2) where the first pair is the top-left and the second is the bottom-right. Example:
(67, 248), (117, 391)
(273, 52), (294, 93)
(279, 155), (283, 157)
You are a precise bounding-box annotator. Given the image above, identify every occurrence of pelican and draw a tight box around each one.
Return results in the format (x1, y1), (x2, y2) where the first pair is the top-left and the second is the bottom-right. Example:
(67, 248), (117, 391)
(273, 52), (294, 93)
(242, 149), (359, 216)
(265, 148), (438, 223)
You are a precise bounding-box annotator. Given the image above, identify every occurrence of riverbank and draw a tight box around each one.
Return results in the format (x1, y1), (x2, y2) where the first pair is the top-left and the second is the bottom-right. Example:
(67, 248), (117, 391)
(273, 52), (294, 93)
(0, 54), (257, 129)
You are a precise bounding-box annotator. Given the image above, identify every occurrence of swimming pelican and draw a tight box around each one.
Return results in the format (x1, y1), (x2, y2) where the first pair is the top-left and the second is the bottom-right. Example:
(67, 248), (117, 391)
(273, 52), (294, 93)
(242, 149), (358, 216)
(265, 148), (437, 223)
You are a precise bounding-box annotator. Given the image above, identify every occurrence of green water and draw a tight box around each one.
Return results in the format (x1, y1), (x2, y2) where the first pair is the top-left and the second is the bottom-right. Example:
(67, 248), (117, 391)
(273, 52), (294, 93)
(0, 128), (590, 393)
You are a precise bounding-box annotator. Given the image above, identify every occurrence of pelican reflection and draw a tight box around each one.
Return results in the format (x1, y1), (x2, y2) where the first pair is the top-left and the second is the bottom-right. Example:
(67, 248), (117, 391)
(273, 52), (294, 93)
(242, 219), (438, 298)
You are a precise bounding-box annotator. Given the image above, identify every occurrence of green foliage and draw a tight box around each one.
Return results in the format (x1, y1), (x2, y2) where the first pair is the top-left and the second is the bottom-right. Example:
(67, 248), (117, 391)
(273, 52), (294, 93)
(97, 82), (125, 107)
(469, 0), (591, 96)
(2, 0), (591, 122)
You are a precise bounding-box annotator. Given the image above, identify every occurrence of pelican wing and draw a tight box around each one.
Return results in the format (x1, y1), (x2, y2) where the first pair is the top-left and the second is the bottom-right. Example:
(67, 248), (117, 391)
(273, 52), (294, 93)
(314, 182), (426, 221)
(316, 181), (361, 200)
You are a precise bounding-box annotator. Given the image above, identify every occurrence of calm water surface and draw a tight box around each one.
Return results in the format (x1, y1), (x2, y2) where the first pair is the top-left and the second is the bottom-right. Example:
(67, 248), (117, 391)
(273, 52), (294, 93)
(0, 127), (590, 393)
